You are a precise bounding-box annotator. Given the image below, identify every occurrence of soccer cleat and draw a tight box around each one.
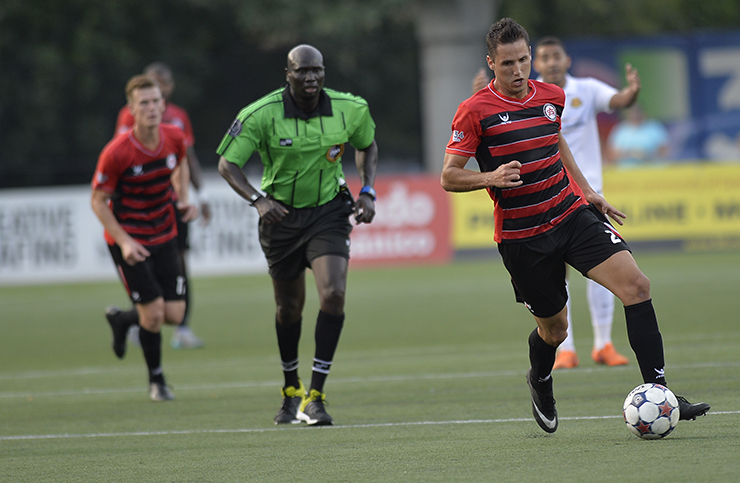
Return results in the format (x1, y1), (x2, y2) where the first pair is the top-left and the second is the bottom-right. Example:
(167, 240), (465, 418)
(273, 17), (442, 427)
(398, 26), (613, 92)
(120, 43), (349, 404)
(274, 380), (307, 424)
(298, 389), (334, 426)
(526, 369), (558, 433)
(591, 343), (629, 366)
(105, 306), (131, 359)
(149, 381), (175, 402)
(553, 349), (579, 370)
(676, 395), (710, 421)
(170, 326), (205, 349)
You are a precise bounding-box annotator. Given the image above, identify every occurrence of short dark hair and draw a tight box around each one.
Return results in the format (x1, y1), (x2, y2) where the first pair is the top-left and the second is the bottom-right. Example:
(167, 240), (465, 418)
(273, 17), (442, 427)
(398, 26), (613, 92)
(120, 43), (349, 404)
(486, 18), (530, 59)
(125, 75), (158, 104)
(535, 36), (566, 53)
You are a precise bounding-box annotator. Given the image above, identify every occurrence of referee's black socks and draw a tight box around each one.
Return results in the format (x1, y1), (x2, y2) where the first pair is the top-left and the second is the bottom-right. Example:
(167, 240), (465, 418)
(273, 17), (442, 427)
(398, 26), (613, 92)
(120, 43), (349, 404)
(311, 311), (344, 393)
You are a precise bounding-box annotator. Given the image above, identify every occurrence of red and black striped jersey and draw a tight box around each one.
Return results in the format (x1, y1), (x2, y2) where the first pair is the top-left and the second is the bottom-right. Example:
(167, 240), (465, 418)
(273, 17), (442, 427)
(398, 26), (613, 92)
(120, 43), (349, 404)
(93, 124), (187, 246)
(446, 79), (587, 243)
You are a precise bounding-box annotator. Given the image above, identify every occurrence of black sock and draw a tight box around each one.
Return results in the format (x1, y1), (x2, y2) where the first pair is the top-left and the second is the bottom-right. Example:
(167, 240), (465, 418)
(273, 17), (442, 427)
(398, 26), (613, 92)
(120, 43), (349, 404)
(310, 311), (345, 393)
(528, 328), (557, 381)
(625, 299), (666, 385)
(138, 327), (163, 383)
(276, 317), (301, 389)
(121, 308), (140, 327)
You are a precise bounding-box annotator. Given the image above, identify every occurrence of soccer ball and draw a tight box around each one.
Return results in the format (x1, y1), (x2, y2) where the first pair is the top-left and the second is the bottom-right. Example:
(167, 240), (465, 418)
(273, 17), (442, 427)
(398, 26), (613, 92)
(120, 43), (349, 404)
(623, 383), (679, 439)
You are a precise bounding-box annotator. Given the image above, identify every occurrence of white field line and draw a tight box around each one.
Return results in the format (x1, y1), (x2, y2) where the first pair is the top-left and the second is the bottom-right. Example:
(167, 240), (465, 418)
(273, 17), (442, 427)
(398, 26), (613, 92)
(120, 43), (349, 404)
(2, 361), (739, 399)
(2, 412), (739, 442)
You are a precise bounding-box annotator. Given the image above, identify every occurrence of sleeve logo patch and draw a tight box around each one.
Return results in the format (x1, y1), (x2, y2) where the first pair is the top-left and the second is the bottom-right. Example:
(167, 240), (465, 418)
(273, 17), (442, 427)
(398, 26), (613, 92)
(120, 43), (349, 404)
(326, 144), (345, 162)
(452, 130), (465, 142)
(228, 118), (243, 137)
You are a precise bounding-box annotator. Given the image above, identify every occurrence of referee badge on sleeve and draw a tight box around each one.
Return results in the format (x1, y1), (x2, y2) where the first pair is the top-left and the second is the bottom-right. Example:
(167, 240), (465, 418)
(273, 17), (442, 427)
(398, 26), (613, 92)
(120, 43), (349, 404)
(228, 119), (243, 137)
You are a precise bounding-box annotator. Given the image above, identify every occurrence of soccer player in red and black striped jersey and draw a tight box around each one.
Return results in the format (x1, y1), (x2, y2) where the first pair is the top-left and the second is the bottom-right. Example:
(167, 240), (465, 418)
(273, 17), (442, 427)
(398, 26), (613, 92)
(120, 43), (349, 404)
(115, 62), (210, 350)
(92, 75), (198, 401)
(441, 18), (709, 433)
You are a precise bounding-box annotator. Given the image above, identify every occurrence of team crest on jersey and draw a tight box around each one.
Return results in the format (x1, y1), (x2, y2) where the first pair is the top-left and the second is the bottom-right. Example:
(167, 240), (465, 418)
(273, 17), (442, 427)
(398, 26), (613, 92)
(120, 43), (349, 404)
(543, 103), (558, 121)
(571, 97), (583, 108)
(326, 144), (345, 162)
(499, 113), (510, 123)
(132, 165), (143, 175)
(166, 153), (177, 170)
(228, 118), (243, 137)
(280, 138), (293, 146)
(452, 130), (465, 142)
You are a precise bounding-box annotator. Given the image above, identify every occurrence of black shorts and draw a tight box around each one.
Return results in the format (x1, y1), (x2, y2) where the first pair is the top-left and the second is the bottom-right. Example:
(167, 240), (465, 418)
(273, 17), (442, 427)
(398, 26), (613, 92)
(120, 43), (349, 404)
(108, 238), (187, 305)
(259, 194), (354, 281)
(498, 204), (630, 318)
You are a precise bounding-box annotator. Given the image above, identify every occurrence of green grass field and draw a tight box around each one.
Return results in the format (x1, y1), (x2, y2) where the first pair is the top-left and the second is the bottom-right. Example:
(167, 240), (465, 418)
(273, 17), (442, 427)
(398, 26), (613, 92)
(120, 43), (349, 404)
(1, 250), (739, 482)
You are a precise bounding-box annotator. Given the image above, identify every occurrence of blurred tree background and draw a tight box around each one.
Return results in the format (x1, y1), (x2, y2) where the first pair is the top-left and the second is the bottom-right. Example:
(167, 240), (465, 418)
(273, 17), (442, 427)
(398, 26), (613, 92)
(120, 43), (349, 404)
(1, 0), (739, 188)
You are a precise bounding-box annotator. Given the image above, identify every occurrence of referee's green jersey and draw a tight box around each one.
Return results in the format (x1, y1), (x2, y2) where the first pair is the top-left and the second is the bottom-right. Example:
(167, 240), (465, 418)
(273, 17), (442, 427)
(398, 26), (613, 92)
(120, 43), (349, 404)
(217, 86), (375, 209)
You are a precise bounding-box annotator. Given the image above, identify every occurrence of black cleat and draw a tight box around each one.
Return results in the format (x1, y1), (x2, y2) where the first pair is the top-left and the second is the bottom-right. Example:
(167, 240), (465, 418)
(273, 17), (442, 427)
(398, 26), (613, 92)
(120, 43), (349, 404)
(274, 381), (306, 425)
(105, 306), (130, 359)
(297, 389), (334, 426)
(526, 369), (558, 433)
(676, 395), (710, 421)
(149, 381), (175, 402)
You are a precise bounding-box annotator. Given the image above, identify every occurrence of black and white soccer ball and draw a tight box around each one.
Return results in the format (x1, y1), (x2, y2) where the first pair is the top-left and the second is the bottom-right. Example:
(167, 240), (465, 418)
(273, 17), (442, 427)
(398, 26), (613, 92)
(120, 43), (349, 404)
(623, 383), (679, 439)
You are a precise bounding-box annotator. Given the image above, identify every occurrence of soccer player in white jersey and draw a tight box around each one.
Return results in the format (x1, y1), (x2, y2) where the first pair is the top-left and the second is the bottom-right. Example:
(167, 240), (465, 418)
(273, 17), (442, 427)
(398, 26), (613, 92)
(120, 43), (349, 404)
(532, 36), (641, 368)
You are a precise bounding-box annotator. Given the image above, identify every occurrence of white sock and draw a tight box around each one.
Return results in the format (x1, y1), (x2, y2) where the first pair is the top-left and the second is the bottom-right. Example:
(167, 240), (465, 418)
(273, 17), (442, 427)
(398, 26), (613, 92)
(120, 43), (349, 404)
(587, 278), (615, 350)
(559, 281), (576, 352)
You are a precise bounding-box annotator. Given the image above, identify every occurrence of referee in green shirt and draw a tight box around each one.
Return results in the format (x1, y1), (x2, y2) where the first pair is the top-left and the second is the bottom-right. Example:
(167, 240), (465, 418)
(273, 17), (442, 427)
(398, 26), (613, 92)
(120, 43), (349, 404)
(218, 44), (378, 426)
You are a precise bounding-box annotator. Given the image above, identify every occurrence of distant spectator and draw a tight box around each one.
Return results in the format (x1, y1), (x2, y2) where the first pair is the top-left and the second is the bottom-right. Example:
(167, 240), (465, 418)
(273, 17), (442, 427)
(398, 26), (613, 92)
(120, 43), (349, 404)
(607, 104), (669, 167)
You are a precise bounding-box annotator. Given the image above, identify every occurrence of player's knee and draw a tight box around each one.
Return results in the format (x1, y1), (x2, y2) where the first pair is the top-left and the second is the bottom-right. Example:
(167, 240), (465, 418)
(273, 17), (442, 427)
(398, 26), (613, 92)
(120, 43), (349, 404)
(276, 303), (302, 325)
(319, 286), (345, 313)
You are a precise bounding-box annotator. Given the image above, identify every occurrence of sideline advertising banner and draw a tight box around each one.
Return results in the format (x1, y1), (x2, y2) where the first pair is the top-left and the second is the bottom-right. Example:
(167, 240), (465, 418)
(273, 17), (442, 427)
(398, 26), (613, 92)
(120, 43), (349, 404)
(0, 182), (267, 286)
(603, 163), (740, 241)
(347, 174), (452, 267)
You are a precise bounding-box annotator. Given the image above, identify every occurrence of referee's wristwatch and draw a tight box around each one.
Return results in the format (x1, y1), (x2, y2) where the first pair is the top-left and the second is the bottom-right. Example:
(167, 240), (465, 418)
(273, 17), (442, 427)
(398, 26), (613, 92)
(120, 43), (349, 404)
(248, 192), (263, 205)
(359, 186), (376, 201)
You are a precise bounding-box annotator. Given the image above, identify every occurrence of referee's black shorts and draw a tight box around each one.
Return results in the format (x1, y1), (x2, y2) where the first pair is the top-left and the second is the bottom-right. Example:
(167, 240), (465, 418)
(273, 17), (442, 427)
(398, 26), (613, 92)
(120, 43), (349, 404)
(498, 204), (631, 318)
(259, 194), (355, 281)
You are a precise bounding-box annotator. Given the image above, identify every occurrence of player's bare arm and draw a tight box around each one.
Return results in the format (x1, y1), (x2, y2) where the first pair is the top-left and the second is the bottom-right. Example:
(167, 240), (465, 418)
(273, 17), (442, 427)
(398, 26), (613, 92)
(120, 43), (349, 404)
(609, 63), (641, 110)
(218, 156), (289, 225)
(353, 139), (378, 224)
(558, 134), (625, 225)
(91, 189), (151, 264)
(171, 157), (199, 223)
(186, 145), (212, 225)
(441, 153), (523, 192)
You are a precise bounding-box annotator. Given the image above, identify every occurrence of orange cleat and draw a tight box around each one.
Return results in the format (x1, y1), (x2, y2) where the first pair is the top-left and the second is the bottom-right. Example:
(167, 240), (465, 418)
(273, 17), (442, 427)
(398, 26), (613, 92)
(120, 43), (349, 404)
(553, 349), (579, 370)
(591, 343), (629, 366)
